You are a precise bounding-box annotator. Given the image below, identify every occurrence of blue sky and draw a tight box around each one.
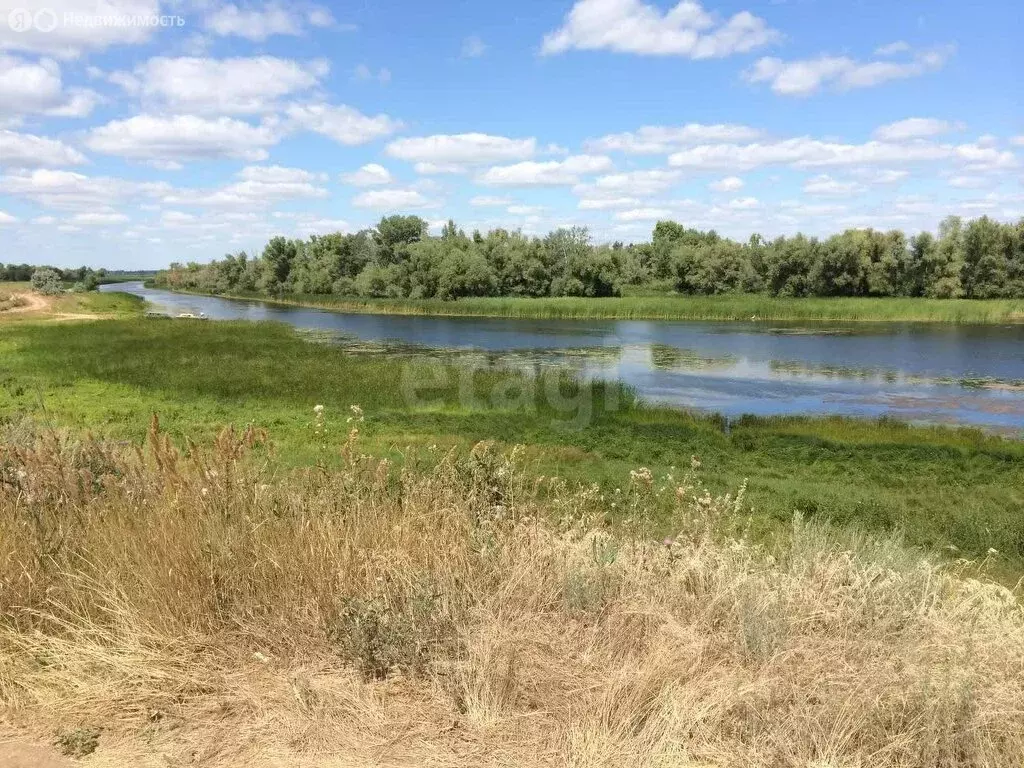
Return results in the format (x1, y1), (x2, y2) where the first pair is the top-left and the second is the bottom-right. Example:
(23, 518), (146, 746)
(0, 0), (1021, 269)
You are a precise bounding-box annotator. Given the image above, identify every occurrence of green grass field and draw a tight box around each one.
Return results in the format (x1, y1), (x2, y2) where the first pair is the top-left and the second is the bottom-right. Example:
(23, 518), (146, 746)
(187, 289), (1024, 324)
(2, 313), (1022, 577)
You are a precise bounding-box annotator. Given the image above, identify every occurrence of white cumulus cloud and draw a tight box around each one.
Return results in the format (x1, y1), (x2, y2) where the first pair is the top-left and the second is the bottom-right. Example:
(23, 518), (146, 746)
(469, 196), (513, 207)
(666, 137), (998, 171)
(802, 174), (866, 197)
(386, 133), (536, 165)
(286, 103), (402, 145)
(72, 211), (130, 225)
(874, 41), (911, 56)
(85, 114), (283, 164)
(873, 118), (961, 142)
(161, 165), (329, 208)
(478, 155), (612, 186)
(112, 56), (328, 114)
(574, 168), (681, 199)
(745, 45), (954, 96)
(586, 123), (763, 154)
(0, 129), (87, 168)
(352, 188), (436, 209)
(614, 208), (673, 221)
(709, 175), (744, 192)
(578, 196), (642, 210)
(341, 163), (394, 186)
(0, 169), (170, 209)
(204, 3), (337, 41)
(542, 0), (779, 58)
(0, 55), (99, 121)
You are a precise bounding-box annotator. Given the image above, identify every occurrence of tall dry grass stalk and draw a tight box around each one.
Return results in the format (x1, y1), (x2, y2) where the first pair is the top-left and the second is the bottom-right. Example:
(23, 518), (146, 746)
(1, 414), (1022, 767)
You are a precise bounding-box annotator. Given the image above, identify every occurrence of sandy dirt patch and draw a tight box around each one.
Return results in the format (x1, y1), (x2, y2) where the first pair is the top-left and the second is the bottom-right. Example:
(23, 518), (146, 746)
(0, 731), (72, 768)
(0, 292), (50, 315)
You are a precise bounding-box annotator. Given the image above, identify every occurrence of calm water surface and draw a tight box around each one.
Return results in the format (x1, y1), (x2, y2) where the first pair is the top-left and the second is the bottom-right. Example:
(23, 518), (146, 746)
(103, 282), (1024, 433)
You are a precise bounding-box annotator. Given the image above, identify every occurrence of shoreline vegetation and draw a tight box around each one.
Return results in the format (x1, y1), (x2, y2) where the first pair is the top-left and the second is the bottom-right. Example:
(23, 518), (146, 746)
(152, 215), (1024, 322)
(159, 285), (1024, 324)
(3, 317), (1022, 576)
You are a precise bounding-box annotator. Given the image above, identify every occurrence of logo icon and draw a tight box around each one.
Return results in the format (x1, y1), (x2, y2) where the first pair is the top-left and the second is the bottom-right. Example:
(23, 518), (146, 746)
(7, 8), (32, 31)
(33, 8), (58, 32)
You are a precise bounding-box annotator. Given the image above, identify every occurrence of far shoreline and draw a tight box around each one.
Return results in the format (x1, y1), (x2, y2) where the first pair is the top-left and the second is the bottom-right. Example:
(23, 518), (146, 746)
(143, 284), (1024, 325)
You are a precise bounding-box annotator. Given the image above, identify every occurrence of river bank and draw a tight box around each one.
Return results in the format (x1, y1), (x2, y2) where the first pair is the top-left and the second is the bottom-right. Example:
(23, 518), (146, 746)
(115, 282), (1024, 433)
(4, 314), (1023, 576)
(150, 285), (1024, 324)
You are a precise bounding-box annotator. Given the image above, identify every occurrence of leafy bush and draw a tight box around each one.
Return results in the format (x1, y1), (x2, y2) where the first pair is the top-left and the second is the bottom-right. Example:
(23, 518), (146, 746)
(30, 267), (63, 295)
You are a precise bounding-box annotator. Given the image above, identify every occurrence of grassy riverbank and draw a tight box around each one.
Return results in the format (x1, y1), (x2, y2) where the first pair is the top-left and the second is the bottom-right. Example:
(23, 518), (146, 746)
(3, 309), (1023, 765)
(0, 281), (143, 323)
(2, 316), (1022, 574)
(174, 287), (1024, 324)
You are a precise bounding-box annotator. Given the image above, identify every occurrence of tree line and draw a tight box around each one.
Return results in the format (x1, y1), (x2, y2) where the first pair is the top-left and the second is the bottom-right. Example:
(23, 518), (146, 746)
(153, 214), (1024, 300)
(0, 263), (107, 290)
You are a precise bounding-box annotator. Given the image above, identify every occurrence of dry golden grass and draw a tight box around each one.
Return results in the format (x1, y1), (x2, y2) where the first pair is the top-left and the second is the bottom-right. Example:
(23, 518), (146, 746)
(1, 414), (1022, 767)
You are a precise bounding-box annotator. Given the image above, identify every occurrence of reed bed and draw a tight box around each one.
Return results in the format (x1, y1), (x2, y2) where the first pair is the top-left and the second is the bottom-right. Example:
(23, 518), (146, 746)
(208, 290), (1024, 324)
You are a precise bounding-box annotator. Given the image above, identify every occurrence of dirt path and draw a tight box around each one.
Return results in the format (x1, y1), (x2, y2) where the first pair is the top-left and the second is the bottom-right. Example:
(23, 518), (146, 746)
(0, 293), (108, 322)
(0, 292), (50, 315)
(0, 733), (71, 768)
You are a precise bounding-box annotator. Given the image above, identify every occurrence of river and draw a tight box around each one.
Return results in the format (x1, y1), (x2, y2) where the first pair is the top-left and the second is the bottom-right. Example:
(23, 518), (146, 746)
(102, 282), (1024, 433)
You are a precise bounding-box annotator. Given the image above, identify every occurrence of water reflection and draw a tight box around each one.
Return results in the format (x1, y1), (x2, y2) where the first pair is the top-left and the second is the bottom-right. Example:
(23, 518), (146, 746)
(102, 283), (1024, 432)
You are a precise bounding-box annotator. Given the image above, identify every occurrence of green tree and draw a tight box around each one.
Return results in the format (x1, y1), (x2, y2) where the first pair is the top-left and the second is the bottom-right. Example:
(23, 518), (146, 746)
(374, 215), (427, 264)
(30, 268), (62, 295)
(260, 236), (299, 294)
(961, 216), (1007, 298)
(922, 216), (965, 298)
(352, 263), (406, 297)
(436, 247), (496, 299)
(674, 240), (756, 295)
(1004, 219), (1024, 297)
(811, 230), (870, 296)
(763, 235), (817, 296)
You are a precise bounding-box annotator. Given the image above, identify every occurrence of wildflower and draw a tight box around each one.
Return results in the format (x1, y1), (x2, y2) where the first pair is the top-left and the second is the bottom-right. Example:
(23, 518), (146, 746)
(629, 467), (653, 486)
(662, 537), (674, 547)
(313, 404), (325, 416)
(691, 455), (702, 470)
(347, 404), (364, 423)
(987, 548), (999, 556)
